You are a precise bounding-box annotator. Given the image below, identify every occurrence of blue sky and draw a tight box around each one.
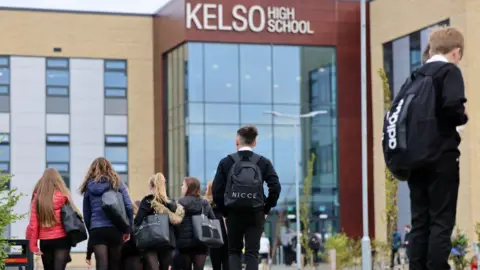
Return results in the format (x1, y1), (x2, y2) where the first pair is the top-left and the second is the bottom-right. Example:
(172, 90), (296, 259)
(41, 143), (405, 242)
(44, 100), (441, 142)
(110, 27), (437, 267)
(0, 0), (171, 14)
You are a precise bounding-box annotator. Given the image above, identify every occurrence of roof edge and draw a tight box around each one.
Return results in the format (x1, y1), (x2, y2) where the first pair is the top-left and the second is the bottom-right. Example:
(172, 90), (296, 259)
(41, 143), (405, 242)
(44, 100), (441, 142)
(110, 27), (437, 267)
(0, 6), (154, 17)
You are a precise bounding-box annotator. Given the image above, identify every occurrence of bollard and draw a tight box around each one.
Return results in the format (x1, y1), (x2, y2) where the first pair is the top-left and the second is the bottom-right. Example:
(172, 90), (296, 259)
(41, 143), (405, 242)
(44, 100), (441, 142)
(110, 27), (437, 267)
(329, 249), (336, 270)
(4, 239), (34, 270)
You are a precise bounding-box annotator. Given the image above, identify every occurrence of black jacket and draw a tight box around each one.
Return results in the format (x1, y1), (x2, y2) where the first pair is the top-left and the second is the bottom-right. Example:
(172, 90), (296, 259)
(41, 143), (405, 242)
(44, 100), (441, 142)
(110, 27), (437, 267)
(419, 62), (468, 155)
(175, 196), (215, 249)
(212, 150), (281, 216)
(134, 195), (185, 249)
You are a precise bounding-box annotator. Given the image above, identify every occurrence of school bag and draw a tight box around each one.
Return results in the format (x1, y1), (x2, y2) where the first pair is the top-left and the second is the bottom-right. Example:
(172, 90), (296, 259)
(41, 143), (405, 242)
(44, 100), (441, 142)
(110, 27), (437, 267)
(382, 63), (451, 181)
(224, 153), (264, 209)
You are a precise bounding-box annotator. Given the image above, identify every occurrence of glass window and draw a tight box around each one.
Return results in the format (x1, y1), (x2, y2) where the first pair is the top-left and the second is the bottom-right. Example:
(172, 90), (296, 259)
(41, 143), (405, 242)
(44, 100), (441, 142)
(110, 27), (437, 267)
(0, 86), (8, 95)
(272, 105), (301, 125)
(187, 103), (204, 124)
(0, 145), (10, 162)
(105, 71), (127, 88)
(105, 88), (127, 97)
(112, 163), (128, 173)
(273, 125), (300, 185)
(187, 125), (205, 182)
(105, 147), (128, 163)
(1, 134), (9, 143)
(47, 87), (68, 96)
(0, 163), (9, 173)
(47, 59), (68, 68)
(318, 145), (334, 173)
(254, 125), (273, 160)
(204, 125), (238, 181)
(204, 103), (239, 124)
(310, 67), (333, 106)
(0, 57), (8, 67)
(46, 145), (70, 162)
(204, 43), (239, 102)
(105, 135), (128, 144)
(119, 174), (128, 184)
(239, 44), (272, 103)
(47, 163), (69, 172)
(105, 60), (127, 70)
(47, 135), (70, 143)
(46, 70), (69, 86)
(187, 43), (204, 102)
(0, 68), (9, 85)
(273, 46), (301, 104)
(240, 104), (273, 125)
(410, 31), (421, 71)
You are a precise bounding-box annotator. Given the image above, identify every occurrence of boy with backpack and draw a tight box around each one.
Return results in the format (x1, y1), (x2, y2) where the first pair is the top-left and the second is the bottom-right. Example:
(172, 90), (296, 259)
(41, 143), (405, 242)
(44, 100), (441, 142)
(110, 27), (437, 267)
(383, 27), (468, 270)
(212, 125), (281, 270)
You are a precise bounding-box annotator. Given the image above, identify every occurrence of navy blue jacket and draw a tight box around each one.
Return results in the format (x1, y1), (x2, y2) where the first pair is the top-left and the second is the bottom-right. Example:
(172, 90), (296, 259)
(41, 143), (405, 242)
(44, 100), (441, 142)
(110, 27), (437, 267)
(83, 179), (133, 231)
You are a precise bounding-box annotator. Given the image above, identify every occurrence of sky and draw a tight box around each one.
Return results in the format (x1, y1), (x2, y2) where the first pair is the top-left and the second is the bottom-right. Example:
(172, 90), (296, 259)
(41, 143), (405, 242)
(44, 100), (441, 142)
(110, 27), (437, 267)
(0, 0), (171, 14)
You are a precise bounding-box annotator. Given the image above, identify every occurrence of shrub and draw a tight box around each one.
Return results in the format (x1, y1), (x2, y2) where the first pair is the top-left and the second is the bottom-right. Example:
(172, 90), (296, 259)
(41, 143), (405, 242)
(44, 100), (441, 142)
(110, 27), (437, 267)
(450, 228), (470, 270)
(323, 233), (362, 269)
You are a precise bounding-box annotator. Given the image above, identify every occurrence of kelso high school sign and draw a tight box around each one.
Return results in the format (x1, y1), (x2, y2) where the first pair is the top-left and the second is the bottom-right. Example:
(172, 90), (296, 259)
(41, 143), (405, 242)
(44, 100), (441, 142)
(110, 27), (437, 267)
(186, 3), (314, 34)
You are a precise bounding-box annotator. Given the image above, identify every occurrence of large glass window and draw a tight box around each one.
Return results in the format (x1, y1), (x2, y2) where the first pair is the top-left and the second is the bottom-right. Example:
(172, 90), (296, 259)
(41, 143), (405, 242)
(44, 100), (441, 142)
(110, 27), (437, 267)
(273, 46), (301, 104)
(0, 56), (9, 95)
(204, 125), (239, 182)
(46, 58), (69, 96)
(105, 60), (127, 98)
(204, 44), (239, 102)
(46, 134), (70, 187)
(105, 135), (128, 184)
(0, 134), (10, 189)
(239, 45), (272, 103)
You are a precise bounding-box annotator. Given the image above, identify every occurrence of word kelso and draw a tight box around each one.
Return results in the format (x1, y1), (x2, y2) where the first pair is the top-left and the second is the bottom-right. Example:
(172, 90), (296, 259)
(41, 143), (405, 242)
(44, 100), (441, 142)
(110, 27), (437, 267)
(186, 3), (314, 35)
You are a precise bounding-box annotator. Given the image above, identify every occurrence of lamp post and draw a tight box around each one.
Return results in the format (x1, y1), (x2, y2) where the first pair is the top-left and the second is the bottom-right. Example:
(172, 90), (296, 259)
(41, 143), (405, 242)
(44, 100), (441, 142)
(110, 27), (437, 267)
(264, 110), (327, 270)
(360, 0), (372, 269)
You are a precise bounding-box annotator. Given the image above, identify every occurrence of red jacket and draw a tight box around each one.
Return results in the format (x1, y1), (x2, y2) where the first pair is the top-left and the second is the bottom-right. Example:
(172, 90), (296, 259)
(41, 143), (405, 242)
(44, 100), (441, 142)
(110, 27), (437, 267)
(29, 190), (68, 253)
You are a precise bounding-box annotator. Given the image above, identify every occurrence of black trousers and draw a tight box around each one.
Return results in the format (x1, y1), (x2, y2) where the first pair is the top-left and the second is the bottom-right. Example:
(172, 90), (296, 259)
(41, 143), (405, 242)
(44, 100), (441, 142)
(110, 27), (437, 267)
(210, 215), (229, 270)
(227, 210), (265, 270)
(408, 153), (459, 270)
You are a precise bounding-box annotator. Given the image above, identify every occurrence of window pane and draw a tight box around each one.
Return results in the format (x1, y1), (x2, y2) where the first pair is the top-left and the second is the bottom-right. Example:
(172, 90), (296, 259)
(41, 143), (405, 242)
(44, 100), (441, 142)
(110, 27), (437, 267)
(0, 86), (8, 94)
(0, 57), (8, 66)
(106, 136), (128, 144)
(205, 103), (239, 124)
(187, 103), (204, 124)
(187, 125), (205, 182)
(105, 60), (126, 70)
(46, 70), (69, 86)
(46, 145), (70, 162)
(187, 43), (204, 102)
(47, 59), (68, 68)
(105, 88), (126, 97)
(105, 71), (127, 88)
(240, 104), (272, 125)
(254, 125), (273, 160)
(0, 134), (9, 143)
(273, 125), (300, 184)
(47, 163), (69, 172)
(47, 135), (69, 143)
(272, 105), (301, 125)
(204, 43), (239, 102)
(273, 46), (301, 104)
(0, 162), (9, 172)
(105, 146), (128, 163)
(204, 125), (238, 181)
(0, 68), (9, 84)
(112, 163), (128, 173)
(119, 174), (128, 184)
(47, 87), (68, 96)
(0, 145), (9, 161)
(239, 44), (272, 103)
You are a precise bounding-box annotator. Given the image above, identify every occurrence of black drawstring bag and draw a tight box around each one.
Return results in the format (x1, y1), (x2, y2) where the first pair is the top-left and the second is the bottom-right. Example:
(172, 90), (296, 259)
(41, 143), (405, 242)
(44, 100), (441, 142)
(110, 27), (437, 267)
(192, 203), (224, 248)
(135, 214), (170, 250)
(61, 203), (87, 247)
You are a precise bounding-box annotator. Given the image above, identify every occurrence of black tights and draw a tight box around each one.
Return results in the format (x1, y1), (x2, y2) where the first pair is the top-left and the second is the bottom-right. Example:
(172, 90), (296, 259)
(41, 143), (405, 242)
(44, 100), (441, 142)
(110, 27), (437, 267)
(93, 244), (123, 270)
(144, 249), (172, 270)
(177, 252), (207, 270)
(123, 255), (143, 270)
(41, 248), (70, 270)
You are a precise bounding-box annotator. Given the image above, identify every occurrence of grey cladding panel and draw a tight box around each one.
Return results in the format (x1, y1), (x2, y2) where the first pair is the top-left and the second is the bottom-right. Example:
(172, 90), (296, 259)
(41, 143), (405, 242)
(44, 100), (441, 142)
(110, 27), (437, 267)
(46, 96), (69, 114)
(105, 98), (127, 115)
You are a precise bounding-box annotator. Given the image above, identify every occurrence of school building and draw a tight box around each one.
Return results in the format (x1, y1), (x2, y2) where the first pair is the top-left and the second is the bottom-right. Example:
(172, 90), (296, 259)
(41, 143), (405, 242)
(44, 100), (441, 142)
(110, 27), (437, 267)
(370, 0), (480, 242)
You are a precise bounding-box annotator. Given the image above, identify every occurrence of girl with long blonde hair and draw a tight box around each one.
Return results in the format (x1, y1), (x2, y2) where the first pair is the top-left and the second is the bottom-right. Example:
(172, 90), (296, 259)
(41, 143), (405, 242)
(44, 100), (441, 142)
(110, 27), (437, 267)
(205, 180), (229, 270)
(80, 157), (134, 270)
(28, 168), (77, 270)
(134, 173), (185, 270)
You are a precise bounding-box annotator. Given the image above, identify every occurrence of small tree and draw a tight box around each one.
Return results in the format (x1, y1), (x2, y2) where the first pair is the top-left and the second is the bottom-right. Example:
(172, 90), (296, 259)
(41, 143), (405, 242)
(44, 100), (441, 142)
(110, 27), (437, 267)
(450, 227), (469, 270)
(378, 68), (399, 253)
(299, 153), (316, 268)
(0, 172), (24, 269)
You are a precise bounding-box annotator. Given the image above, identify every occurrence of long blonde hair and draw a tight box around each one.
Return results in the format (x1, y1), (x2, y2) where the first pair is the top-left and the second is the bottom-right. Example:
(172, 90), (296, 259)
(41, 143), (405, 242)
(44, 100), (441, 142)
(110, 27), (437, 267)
(149, 173), (170, 213)
(79, 157), (121, 194)
(35, 168), (72, 227)
(204, 180), (213, 203)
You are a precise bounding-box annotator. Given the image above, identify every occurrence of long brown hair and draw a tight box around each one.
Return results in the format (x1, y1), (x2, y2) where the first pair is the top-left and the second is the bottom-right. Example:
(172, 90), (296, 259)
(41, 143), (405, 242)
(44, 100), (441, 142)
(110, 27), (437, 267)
(184, 177), (201, 198)
(204, 180), (213, 203)
(149, 173), (171, 212)
(35, 168), (72, 227)
(79, 157), (121, 194)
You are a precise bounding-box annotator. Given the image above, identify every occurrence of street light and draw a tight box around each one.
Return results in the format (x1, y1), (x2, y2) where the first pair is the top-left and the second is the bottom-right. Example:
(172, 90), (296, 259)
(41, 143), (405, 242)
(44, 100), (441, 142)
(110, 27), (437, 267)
(264, 109), (328, 270)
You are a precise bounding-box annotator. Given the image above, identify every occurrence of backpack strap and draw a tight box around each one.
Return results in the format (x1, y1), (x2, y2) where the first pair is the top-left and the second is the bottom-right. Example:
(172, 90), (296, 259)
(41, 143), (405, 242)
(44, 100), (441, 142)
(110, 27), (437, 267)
(229, 153), (241, 163)
(249, 153), (261, 165)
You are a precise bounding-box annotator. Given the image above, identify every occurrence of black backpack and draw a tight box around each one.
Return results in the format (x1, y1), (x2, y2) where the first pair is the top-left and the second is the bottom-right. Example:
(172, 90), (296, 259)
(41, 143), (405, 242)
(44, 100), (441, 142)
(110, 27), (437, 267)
(382, 63), (450, 181)
(309, 235), (320, 250)
(224, 153), (264, 209)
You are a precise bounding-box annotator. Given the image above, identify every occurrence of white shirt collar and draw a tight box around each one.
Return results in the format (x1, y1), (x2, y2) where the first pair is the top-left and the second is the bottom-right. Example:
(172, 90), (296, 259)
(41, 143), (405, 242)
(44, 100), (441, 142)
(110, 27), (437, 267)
(238, 146), (253, 151)
(426, 54), (449, 64)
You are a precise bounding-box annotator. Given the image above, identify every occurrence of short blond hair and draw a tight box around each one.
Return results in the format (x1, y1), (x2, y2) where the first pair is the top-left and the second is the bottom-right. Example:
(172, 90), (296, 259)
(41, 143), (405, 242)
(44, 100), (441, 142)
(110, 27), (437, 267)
(429, 26), (464, 57)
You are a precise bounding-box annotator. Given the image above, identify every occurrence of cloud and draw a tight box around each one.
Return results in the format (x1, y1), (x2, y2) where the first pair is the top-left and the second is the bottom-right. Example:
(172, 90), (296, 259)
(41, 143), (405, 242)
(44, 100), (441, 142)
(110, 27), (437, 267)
(0, 0), (171, 14)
